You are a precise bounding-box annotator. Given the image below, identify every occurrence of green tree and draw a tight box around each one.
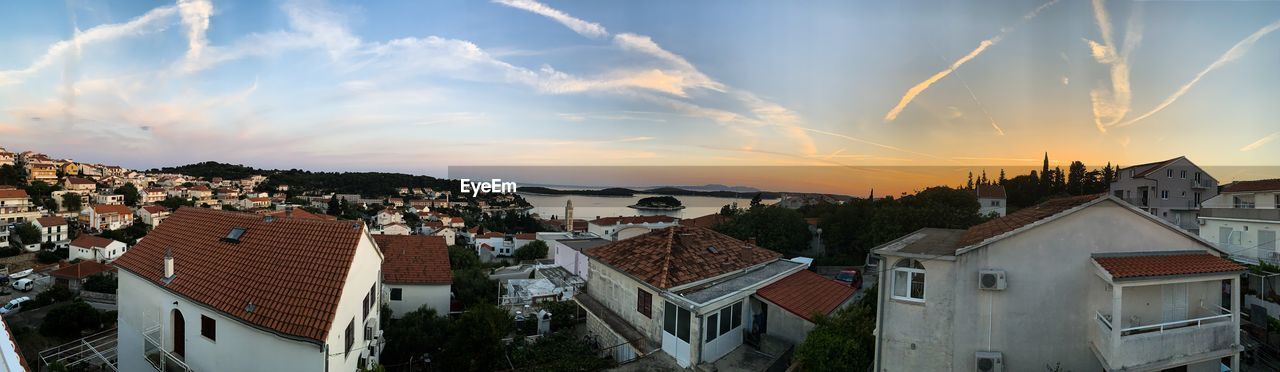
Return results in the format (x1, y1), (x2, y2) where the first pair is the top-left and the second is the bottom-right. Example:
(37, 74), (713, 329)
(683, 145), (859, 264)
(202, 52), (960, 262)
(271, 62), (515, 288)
(380, 306), (451, 366)
(114, 183), (141, 207)
(13, 222), (40, 246)
(0, 164), (25, 186)
(452, 268), (497, 308)
(714, 204), (810, 255)
(448, 246), (480, 270)
(83, 275), (118, 294)
(795, 286), (877, 371)
(512, 240), (549, 261)
(40, 302), (104, 338)
(61, 193), (82, 212)
(507, 331), (614, 371)
(439, 304), (512, 371)
(158, 196), (195, 210)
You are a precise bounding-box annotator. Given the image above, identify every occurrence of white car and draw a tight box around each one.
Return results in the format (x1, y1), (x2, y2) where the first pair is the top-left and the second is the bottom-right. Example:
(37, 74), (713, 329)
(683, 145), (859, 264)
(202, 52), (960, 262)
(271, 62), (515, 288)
(0, 297), (30, 315)
(10, 278), (34, 292)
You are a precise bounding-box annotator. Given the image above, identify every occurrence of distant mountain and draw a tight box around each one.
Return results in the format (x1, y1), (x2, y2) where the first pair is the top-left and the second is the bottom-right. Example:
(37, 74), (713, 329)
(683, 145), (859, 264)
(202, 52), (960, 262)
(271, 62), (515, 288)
(648, 184), (760, 193)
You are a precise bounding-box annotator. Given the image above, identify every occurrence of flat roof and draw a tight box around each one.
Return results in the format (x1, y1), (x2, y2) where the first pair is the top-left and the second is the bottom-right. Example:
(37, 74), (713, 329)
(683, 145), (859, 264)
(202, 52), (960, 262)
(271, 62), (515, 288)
(558, 238), (611, 252)
(679, 259), (802, 304)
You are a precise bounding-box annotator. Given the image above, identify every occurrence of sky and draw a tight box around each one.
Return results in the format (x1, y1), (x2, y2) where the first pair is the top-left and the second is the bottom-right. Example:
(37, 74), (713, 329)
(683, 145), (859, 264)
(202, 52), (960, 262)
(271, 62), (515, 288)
(2, 0), (1279, 192)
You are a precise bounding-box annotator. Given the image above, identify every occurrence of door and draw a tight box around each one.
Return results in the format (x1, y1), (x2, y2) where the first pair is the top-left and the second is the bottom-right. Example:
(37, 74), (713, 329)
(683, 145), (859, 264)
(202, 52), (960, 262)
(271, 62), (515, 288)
(1261, 230), (1278, 260)
(1219, 227), (1233, 248)
(171, 309), (186, 357)
(1162, 284), (1188, 323)
(660, 301), (691, 367)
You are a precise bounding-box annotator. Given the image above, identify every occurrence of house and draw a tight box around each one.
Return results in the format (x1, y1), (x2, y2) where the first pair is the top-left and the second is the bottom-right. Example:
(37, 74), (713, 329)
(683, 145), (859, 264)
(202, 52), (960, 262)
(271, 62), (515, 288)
(576, 225), (846, 368)
(587, 215), (680, 241)
(373, 235), (452, 318)
(472, 232), (537, 258)
(679, 213), (727, 229)
(82, 204), (134, 231)
(975, 184), (1007, 217)
(549, 237), (610, 280)
(113, 208), (385, 372)
(1111, 156), (1218, 231)
(240, 197), (271, 209)
(95, 193), (125, 205)
(69, 235), (128, 262)
(50, 260), (115, 293)
(0, 188), (41, 223)
(753, 270), (856, 345)
(375, 208), (403, 227)
(0, 228), (8, 250)
(34, 216), (70, 248)
(373, 223), (411, 236)
(61, 162), (80, 176)
(386, 198), (403, 207)
(264, 208), (336, 221)
(872, 194), (1243, 371)
(142, 188), (167, 204)
(27, 164), (57, 183)
(63, 177), (97, 193)
(1198, 178), (1280, 264)
(186, 185), (213, 201)
(418, 221), (456, 245)
(136, 205), (172, 227)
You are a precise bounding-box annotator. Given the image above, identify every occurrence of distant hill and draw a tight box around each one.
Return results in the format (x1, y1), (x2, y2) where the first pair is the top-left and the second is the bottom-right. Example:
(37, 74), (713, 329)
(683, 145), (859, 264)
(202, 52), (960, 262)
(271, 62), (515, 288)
(517, 187), (635, 196)
(153, 161), (457, 197)
(650, 184), (760, 193)
(519, 186), (781, 199)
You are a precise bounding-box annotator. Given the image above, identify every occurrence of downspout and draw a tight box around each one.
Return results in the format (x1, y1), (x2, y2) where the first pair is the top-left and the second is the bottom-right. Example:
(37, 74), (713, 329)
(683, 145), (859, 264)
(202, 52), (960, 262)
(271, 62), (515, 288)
(873, 257), (886, 371)
(324, 344), (329, 372)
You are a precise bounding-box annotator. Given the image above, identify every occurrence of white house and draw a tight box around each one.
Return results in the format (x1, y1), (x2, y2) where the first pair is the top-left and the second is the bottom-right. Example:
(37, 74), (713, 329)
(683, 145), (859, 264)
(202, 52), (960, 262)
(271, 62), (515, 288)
(1198, 178), (1280, 265)
(373, 235), (453, 317)
(548, 236), (610, 281)
(114, 208), (385, 372)
(136, 205), (172, 227)
(587, 215), (680, 241)
(1111, 156), (1218, 231)
(375, 208), (403, 227)
(975, 184), (1007, 217)
(239, 197), (271, 210)
(872, 194), (1243, 371)
(34, 216), (70, 248)
(373, 223), (411, 236)
(418, 221), (457, 245)
(82, 204), (134, 231)
(0, 188), (41, 224)
(472, 232), (536, 258)
(69, 235), (128, 262)
(94, 193), (125, 206)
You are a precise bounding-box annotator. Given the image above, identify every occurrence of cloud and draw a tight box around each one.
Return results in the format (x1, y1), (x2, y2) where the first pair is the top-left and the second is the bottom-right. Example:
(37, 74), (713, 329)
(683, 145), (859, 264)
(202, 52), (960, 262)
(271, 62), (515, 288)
(0, 5), (179, 85)
(492, 0), (608, 39)
(1085, 0), (1142, 132)
(1115, 18), (1280, 128)
(177, 0), (213, 65)
(1240, 132), (1280, 152)
(884, 0), (1059, 122)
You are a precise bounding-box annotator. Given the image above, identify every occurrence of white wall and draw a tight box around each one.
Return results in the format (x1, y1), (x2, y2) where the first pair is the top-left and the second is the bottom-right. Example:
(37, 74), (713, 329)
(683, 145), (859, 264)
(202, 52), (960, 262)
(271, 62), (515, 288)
(323, 231), (384, 372)
(70, 241), (127, 262)
(552, 241), (589, 280)
(386, 284), (450, 318)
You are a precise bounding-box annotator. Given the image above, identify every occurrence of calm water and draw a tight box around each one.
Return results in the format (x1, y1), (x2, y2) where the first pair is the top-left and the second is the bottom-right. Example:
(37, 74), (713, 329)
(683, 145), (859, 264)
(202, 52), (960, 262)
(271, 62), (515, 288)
(520, 193), (773, 220)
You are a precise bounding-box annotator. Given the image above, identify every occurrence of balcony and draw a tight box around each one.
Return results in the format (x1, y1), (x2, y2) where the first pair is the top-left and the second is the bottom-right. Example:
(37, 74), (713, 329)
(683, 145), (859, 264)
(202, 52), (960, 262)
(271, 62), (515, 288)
(143, 325), (192, 372)
(1201, 207), (1280, 222)
(1094, 306), (1235, 369)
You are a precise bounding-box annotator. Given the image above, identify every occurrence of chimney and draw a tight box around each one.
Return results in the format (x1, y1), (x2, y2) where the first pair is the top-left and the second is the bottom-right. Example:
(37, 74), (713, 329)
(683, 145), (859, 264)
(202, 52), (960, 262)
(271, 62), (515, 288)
(740, 242), (754, 262)
(285, 205), (294, 217)
(677, 233), (697, 249)
(163, 247), (175, 278)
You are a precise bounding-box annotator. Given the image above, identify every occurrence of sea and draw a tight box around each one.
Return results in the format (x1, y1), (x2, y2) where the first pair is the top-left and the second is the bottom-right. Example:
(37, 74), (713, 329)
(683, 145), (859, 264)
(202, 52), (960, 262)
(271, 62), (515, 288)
(519, 192), (774, 220)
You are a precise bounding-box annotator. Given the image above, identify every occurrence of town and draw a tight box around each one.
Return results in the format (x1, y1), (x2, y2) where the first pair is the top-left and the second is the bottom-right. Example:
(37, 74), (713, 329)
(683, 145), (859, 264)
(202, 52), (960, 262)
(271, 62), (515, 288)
(0, 144), (1275, 372)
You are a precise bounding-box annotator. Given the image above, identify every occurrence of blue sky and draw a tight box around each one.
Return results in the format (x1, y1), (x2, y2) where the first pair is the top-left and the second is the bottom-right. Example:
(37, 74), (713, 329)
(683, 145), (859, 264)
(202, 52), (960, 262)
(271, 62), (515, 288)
(1, 0), (1279, 178)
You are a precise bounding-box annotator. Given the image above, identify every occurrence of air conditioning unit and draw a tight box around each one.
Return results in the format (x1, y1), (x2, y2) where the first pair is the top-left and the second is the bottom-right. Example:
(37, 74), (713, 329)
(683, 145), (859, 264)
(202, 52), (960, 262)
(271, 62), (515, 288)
(978, 269), (1007, 290)
(975, 351), (1004, 372)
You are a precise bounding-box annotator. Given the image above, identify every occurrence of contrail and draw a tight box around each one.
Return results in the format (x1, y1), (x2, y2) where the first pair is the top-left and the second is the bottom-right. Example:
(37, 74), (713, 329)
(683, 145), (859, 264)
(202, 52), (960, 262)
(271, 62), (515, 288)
(884, 0), (1059, 122)
(925, 38), (1004, 135)
(1113, 18), (1280, 128)
(1241, 132), (1280, 152)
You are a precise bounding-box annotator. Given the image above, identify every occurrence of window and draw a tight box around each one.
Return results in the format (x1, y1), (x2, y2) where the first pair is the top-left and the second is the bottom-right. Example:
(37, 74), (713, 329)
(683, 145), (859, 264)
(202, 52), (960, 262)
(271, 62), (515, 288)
(892, 259), (926, 302)
(990, 200), (1000, 206)
(1180, 170), (1187, 179)
(731, 302), (742, 329)
(345, 319), (355, 358)
(719, 306), (732, 334)
(664, 302), (677, 335)
(705, 314), (719, 342)
(1166, 169), (1173, 178)
(662, 302), (691, 343)
(200, 315), (216, 341)
(390, 288), (402, 301)
(1161, 190), (1169, 200)
(637, 289), (652, 318)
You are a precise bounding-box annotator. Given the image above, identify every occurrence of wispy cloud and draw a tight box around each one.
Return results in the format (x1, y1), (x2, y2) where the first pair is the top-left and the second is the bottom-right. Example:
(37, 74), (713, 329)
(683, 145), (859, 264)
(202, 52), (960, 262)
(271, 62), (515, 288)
(492, 0), (608, 39)
(1241, 132), (1280, 152)
(177, 0), (213, 68)
(1115, 18), (1280, 128)
(1086, 0), (1142, 132)
(0, 4), (179, 85)
(884, 0), (1059, 122)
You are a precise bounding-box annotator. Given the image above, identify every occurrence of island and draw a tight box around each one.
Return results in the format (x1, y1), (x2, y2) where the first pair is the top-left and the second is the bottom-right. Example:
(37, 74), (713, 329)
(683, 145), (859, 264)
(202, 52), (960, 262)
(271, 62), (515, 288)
(628, 195), (686, 211)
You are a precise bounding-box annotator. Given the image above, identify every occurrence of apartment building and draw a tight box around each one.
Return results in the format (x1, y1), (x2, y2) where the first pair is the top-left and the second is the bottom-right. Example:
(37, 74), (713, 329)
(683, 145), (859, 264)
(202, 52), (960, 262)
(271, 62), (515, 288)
(34, 216), (70, 248)
(0, 188), (41, 223)
(873, 195), (1242, 371)
(1198, 178), (1280, 264)
(373, 235), (452, 318)
(1110, 156), (1218, 231)
(114, 208), (385, 372)
(82, 204), (134, 231)
(587, 215), (680, 241)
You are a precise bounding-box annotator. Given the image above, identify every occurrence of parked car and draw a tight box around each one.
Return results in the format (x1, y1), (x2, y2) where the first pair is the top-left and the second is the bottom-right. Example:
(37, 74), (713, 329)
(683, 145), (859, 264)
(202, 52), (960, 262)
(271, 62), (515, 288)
(0, 297), (30, 315)
(10, 278), (34, 292)
(834, 268), (862, 289)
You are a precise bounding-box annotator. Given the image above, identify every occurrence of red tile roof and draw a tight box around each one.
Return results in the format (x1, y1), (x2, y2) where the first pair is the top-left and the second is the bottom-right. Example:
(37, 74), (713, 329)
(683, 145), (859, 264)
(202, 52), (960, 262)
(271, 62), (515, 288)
(113, 208), (368, 343)
(584, 225), (781, 289)
(70, 235), (119, 249)
(66, 177), (95, 185)
(36, 216), (67, 226)
(1122, 157), (1183, 178)
(514, 233), (536, 240)
(0, 189), (27, 199)
(957, 194), (1104, 247)
(92, 204), (132, 215)
(976, 184), (1006, 198)
(266, 208), (335, 221)
(373, 235), (451, 285)
(1223, 179), (1280, 193)
(590, 215), (678, 226)
(141, 206), (170, 214)
(680, 214), (728, 228)
(50, 260), (114, 280)
(1094, 253), (1244, 279)
(479, 232), (505, 239)
(755, 270), (855, 322)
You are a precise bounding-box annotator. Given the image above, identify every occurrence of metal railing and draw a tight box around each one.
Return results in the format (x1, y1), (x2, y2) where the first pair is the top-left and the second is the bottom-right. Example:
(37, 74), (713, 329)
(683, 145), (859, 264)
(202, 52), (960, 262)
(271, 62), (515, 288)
(143, 324), (193, 371)
(38, 327), (119, 371)
(1097, 306), (1232, 336)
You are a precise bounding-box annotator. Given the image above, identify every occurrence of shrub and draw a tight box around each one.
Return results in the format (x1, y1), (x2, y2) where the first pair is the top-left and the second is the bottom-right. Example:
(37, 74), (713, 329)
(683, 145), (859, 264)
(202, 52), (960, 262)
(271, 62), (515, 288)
(36, 250), (61, 264)
(39, 302), (103, 338)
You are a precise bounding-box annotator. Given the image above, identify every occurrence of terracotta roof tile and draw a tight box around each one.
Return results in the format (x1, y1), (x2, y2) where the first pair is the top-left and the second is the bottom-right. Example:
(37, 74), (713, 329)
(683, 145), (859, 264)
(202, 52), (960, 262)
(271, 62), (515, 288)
(70, 235), (119, 249)
(584, 225), (780, 289)
(976, 184), (1006, 198)
(957, 194), (1103, 247)
(36, 216), (67, 226)
(680, 214), (727, 228)
(1223, 179), (1280, 193)
(1094, 253), (1244, 279)
(0, 189), (28, 199)
(113, 208), (367, 342)
(755, 270), (855, 322)
(373, 235), (451, 285)
(49, 260), (114, 280)
(92, 204), (132, 215)
(66, 177), (95, 185)
(1121, 157), (1183, 178)
(141, 206), (170, 214)
(590, 215), (678, 226)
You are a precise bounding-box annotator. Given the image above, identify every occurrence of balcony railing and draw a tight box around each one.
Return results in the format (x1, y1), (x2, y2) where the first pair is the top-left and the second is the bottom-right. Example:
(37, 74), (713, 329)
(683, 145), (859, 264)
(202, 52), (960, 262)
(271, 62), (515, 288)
(1201, 207), (1280, 221)
(1092, 306), (1236, 371)
(142, 325), (192, 372)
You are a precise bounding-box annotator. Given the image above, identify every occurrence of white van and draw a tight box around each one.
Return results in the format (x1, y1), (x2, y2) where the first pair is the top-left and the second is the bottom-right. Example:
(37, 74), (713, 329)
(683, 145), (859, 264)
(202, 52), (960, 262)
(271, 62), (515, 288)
(10, 278), (34, 292)
(0, 297), (30, 315)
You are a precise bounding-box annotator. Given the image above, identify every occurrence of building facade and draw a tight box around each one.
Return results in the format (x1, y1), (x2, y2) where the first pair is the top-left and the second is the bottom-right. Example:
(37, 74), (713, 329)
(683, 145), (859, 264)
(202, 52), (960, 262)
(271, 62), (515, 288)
(1110, 156), (1218, 232)
(1198, 179), (1280, 265)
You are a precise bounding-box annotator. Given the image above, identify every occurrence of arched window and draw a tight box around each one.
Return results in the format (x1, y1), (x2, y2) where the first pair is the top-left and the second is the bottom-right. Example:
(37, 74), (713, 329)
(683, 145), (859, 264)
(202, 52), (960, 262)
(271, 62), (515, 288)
(892, 259), (926, 302)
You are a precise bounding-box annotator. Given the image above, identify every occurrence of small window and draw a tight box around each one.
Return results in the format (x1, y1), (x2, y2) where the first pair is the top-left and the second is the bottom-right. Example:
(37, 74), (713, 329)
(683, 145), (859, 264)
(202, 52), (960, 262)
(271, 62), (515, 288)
(345, 319), (355, 358)
(1161, 190), (1169, 200)
(637, 289), (652, 318)
(719, 307), (732, 335)
(706, 314), (718, 342)
(732, 302), (742, 329)
(892, 259), (926, 302)
(1166, 169), (1173, 178)
(1180, 170), (1187, 179)
(224, 227), (246, 242)
(390, 288), (402, 301)
(201, 315), (216, 341)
